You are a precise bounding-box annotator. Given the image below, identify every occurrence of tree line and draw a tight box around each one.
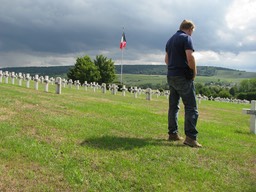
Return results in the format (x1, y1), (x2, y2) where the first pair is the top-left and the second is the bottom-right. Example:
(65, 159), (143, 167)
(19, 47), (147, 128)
(195, 79), (256, 101)
(142, 79), (256, 101)
(2, 63), (255, 79)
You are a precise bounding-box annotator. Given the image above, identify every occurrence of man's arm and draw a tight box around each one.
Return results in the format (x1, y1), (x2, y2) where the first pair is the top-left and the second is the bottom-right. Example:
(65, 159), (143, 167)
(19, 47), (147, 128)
(185, 49), (197, 79)
(165, 52), (168, 65)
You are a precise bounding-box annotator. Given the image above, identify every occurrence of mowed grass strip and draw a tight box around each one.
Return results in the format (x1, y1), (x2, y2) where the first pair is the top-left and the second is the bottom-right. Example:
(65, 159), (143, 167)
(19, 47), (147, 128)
(0, 83), (255, 192)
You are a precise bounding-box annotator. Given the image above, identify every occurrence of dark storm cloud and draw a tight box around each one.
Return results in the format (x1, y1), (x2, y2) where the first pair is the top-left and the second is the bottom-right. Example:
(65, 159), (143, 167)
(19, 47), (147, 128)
(0, 0), (255, 71)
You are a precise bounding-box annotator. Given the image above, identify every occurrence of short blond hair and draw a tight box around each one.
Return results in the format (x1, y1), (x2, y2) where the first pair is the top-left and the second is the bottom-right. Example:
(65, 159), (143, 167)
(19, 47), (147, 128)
(179, 20), (195, 30)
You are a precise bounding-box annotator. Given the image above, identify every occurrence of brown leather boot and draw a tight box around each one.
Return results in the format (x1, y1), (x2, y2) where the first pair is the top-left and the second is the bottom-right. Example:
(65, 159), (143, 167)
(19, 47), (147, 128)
(168, 134), (184, 141)
(184, 136), (202, 148)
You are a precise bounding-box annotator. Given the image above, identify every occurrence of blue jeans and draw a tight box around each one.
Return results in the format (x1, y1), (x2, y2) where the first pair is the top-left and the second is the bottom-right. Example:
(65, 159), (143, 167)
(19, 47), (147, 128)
(167, 76), (199, 140)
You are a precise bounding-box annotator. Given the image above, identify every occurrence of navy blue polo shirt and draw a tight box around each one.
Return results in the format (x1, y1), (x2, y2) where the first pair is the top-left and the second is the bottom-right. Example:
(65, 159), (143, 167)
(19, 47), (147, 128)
(165, 30), (194, 76)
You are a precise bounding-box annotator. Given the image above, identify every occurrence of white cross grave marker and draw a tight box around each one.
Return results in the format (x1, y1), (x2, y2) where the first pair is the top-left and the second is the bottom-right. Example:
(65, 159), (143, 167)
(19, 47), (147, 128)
(84, 81), (88, 91)
(122, 85), (127, 96)
(39, 76), (44, 84)
(4, 71), (9, 84)
(44, 76), (50, 92)
(0, 70), (3, 83)
(101, 83), (107, 94)
(11, 72), (16, 85)
(111, 84), (118, 95)
(243, 100), (256, 134)
(92, 82), (96, 92)
(34, 74), (39, 90)
(146, 88), (152, 101)
(55, 77), (62, 94)
(164, 90), (169, 99)
(18, 73), (23, 86)
(75, 80), (80, 90)
(62, 79), (67, 88)
(50, 77), (55, 85)
(138, 88), (142, 96)
(25, 73), (31, 88)
(155, 89), (160, 98)
(68, 79), (73, 89)
(133, 87), (138, 98)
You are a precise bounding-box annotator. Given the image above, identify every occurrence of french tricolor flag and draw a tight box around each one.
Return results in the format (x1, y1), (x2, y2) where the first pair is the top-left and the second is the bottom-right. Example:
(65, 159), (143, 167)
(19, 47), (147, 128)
(120, 32), (126, 49)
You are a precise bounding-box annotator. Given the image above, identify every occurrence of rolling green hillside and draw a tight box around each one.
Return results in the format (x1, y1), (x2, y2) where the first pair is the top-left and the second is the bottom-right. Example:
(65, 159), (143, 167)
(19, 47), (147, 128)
(0, 66), (72, 78)
(115, 65), (256, 78)
(1, 65), (255, 90)
(0, 83), (255, 191)
(1, 65), (256, 78)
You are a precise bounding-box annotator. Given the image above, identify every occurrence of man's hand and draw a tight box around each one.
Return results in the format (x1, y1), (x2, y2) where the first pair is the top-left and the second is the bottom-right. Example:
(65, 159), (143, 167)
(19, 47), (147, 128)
(165, 52), (169, 65)
(186, 50), (197, 80)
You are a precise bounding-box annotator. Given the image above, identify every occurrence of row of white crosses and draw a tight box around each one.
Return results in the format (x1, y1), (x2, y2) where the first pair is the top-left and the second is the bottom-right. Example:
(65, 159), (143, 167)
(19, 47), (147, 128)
(0, 70), (159, 100)
(0, 70), (251, 103)
(0, 70), (167, 101)
(73, 81), (157, 101)
(0, 70), (62, 94)
(197, 94), (250, 104)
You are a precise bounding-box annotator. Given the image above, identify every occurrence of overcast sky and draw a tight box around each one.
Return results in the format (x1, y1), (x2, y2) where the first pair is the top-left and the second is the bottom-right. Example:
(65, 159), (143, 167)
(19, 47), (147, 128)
(0, 0), (256, 72)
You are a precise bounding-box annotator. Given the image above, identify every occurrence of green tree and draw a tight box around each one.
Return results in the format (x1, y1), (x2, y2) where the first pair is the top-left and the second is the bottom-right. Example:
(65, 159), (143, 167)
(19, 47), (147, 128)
(94, 55), (116, 84)
(229, 86), (237, 96)
(248, 78), (256, 92)
(219, 90), (232, 98)
(201, 87), (211, 97)
(210, 86), (221, 94)
(195, 83), (203, 95)
(67, 55), (100, 83)
(239, 80), (250, 92)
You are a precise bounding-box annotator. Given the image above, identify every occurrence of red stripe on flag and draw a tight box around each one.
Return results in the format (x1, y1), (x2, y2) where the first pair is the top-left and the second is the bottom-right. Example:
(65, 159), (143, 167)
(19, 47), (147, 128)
(120, 32), (126, 49)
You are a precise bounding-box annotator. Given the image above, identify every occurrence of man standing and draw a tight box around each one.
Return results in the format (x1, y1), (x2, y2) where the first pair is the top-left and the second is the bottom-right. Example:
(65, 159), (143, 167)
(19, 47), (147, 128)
(165, 20), (202, 148)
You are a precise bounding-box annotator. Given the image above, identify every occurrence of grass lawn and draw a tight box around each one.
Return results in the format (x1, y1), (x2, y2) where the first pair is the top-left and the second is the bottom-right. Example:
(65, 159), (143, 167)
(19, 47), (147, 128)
(0, 83), (255, 191)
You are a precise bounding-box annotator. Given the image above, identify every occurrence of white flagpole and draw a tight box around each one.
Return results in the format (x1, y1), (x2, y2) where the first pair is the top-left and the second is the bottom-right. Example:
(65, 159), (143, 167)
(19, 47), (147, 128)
(121, 48), (123, 84)
(120, 27), (125, 85)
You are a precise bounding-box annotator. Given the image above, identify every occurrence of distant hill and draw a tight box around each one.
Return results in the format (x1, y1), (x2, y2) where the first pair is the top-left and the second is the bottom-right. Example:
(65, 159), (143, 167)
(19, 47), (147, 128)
(0, 66), (72, 78)
(1, 65), (255, 79)
(115, 65), (256, 78)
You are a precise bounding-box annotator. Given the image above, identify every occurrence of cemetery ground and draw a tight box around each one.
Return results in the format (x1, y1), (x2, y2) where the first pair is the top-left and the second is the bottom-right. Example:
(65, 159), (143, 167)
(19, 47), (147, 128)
(0, 83), (255, 192)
